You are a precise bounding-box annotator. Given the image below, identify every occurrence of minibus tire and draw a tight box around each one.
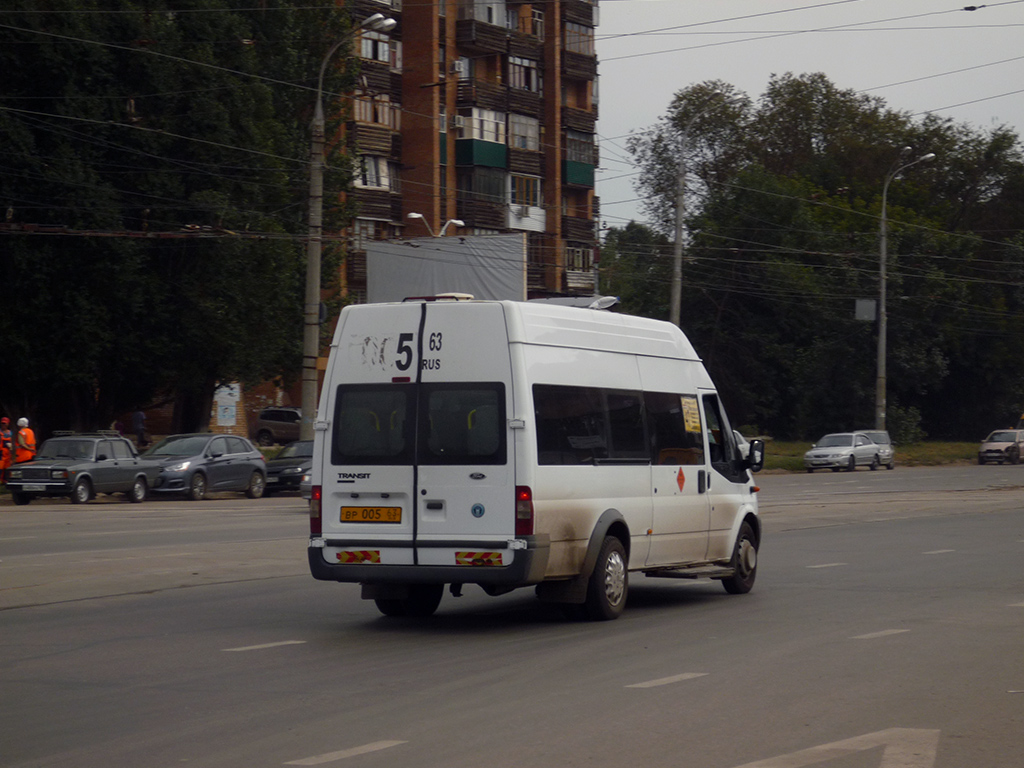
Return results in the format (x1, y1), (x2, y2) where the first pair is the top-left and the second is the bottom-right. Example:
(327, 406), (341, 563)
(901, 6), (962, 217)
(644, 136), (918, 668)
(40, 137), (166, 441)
(585, 536), (628, 621)
(375, 584), (444, 618)
(723, 521), (758, 595)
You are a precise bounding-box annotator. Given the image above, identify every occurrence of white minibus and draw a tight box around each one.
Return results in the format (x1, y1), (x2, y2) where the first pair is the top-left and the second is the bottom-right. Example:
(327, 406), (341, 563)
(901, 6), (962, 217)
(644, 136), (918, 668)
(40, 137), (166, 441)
(307, 297), (764, 620)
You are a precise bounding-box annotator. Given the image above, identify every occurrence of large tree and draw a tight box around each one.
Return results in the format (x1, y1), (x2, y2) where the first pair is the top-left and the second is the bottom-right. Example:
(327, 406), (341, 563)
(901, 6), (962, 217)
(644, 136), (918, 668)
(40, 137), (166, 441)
(626, 74), (1024, 441)
(0, 1), (355, 434)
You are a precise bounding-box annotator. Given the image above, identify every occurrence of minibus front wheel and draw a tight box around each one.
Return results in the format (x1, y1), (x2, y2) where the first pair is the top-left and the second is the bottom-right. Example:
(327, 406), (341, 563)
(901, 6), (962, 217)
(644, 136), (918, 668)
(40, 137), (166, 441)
(722, 521), (758, 595)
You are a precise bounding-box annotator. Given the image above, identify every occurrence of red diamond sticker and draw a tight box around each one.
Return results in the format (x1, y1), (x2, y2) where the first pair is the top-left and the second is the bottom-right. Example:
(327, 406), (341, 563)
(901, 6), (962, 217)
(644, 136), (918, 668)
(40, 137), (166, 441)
(676, 468), (685, 491)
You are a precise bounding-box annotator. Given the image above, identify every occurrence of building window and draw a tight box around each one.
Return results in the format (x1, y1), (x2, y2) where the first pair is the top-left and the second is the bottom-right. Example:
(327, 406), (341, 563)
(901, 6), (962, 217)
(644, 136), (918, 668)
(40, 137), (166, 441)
(564, 22), (595, 56)
(351, 218), (401, 250)
(566, 130), (596, 164)
(356, 156), (401, 192)
(352, 91), (401, 130)
(457, 167), (506, 203)
(566, 244), (594, 271)
(459, 0), (502, 24)
(531, 8), (545, 40)
(508, 56), (542, 94)
(509, 114), (540, 151)
(361, 31), (402, 71)
(510, 174), (541, 207)
(508, 6), (544, 38)
(458, 107), (506, 143)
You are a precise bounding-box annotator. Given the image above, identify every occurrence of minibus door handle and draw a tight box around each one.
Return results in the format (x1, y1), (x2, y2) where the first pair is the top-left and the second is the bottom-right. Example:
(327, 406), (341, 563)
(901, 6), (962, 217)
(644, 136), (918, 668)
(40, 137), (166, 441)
(698, 470), (707, 494)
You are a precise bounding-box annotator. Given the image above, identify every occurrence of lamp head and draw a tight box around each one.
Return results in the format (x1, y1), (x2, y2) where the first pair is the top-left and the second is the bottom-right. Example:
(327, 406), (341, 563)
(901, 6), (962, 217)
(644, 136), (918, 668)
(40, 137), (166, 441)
(407, 212), (424, 220)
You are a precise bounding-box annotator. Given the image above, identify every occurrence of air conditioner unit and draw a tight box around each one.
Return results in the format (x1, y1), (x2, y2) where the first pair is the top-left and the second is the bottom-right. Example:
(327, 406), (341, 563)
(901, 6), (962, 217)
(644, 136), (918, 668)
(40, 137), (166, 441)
(516, 205), (530, 218)
(450, 60), (466, 75)
(450, 115), (466, 130)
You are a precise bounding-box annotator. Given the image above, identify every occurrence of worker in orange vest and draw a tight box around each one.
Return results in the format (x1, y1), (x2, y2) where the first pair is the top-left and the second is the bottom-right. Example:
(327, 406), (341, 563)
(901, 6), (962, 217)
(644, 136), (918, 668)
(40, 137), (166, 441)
(15, 417), (36, 464)
(0, 416), (11, 483)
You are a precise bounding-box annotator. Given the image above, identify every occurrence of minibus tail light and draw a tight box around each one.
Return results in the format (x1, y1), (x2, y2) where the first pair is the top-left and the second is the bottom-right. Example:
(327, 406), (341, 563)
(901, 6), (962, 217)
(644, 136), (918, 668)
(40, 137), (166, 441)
(515, 486), (534, 536)
(310, 486), (322, 536)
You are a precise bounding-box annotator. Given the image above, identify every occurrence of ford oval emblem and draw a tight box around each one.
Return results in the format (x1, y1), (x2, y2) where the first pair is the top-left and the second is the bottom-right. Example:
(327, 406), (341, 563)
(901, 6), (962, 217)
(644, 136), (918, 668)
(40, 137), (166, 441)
(471, 504), (485, 518)
(469, 472), (486, 480)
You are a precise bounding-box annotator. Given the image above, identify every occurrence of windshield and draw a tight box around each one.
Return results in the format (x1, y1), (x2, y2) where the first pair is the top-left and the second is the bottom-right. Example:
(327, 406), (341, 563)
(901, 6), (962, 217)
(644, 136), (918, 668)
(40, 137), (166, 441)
(276, 441), (313, 459)
(986, 431), (1017, 442)
(817, 434), (853, 447)
(146, 435), (210, 457)
(37, 439), (95, 460)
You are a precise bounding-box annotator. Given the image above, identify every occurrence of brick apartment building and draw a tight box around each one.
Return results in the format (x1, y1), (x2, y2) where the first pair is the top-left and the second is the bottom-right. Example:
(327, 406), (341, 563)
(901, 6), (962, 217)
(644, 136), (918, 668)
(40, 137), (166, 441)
(340, 0), (600, 301)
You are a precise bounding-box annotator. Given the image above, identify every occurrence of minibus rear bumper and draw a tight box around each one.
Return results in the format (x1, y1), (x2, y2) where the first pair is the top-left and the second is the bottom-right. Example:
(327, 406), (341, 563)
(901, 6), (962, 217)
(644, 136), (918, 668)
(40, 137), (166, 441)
(308, 535), (550, 586)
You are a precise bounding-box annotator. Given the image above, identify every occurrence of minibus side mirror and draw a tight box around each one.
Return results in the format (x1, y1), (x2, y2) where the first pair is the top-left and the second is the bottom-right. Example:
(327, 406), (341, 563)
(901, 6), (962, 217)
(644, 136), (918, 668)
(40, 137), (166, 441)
(745, 439), (765, 473)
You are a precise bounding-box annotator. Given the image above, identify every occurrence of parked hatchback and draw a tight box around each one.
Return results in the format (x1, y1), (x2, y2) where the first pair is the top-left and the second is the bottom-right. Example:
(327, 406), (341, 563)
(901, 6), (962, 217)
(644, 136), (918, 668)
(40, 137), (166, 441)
(145, 433), (267, 500)
(977, 429), (1024, 465)
(253, 407), (301, 447)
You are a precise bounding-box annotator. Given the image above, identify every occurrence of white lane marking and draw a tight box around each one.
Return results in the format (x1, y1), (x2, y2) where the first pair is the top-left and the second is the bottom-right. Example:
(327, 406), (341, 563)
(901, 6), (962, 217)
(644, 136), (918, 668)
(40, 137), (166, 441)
(285, 741), (407, 765)
(223, 641), (307, 652)
(626, 672), (708, 688)
(1010, 602), (1024, 607)
(728, 727), (939, 767)
(806, 563), (847, 569)
(852, 629), (910, 640)
(923, 549), (955, 555)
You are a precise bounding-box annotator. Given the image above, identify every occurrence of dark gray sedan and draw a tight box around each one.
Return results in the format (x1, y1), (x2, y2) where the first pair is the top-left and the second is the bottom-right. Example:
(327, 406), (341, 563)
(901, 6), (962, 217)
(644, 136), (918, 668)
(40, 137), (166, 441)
(6, 433), (161, 505)
(264, 440), (312, 495)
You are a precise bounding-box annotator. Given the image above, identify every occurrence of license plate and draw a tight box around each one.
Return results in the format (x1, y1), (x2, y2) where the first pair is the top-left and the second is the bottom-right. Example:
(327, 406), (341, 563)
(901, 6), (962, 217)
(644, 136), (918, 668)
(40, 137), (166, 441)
(23, 484), (46, 492)
(341, 506), (402, 524)
(267, 477), (279, 483)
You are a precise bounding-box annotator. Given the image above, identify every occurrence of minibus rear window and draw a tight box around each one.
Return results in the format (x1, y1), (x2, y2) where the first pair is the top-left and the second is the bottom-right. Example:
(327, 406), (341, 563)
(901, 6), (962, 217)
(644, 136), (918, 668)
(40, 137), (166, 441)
(331, 383), (506, 466)
(419, 383), (506, 465)
(332, 385), (414, 465)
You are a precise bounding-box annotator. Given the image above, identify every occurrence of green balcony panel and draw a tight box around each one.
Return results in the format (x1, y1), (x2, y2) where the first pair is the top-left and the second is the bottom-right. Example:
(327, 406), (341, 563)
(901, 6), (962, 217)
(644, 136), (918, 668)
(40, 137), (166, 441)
(455, 139), (507, 168)
(564, 160), (595, 188)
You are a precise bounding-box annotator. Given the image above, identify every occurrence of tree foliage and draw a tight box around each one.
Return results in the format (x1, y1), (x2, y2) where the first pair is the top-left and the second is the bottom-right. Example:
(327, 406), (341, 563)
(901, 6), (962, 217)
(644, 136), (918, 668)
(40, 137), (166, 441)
(0, 1), (355, 433)
(624, 74), (1024, 441)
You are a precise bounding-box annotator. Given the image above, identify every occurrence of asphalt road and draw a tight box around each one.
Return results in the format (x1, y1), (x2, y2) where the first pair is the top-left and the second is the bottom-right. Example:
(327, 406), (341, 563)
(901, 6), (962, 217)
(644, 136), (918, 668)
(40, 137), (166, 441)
(1, 465), (1022, 768)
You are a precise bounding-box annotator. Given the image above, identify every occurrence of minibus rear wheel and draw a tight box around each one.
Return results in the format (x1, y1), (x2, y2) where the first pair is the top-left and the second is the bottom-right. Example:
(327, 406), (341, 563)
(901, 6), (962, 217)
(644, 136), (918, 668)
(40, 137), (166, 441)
(585, 536), (628, 621)
(375, 584), (444, 618)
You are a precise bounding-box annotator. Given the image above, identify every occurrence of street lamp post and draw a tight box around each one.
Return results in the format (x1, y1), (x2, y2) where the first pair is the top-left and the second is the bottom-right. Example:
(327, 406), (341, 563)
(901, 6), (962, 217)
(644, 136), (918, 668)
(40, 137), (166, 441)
(669, 92), (738, 328)
(406, 212), (465, 237)
(875, 149), (935, 430)
(301, 13), (396, 441)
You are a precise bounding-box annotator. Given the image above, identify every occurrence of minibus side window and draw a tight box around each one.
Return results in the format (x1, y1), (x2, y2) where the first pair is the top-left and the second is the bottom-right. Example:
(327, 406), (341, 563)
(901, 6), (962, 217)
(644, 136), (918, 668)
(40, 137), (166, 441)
(701, 393), (745, 482)
(606, 391), (647, 461)
(332, 385), (413, 465)
(534, 384), (608, 464)
(646, 392), (704, 465)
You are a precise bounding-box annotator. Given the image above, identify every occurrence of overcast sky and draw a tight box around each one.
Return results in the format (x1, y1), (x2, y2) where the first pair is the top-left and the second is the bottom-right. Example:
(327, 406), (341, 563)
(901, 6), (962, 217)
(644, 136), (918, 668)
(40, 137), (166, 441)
(595, 0), (1024, 228)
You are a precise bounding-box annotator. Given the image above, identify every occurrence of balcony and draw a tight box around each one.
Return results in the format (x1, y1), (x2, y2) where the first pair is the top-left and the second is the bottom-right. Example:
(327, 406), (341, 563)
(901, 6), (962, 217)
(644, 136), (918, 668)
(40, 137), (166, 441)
(455, 19), (509, 54)
(562, 214), (596, 242)
(457, 79), (508, 112)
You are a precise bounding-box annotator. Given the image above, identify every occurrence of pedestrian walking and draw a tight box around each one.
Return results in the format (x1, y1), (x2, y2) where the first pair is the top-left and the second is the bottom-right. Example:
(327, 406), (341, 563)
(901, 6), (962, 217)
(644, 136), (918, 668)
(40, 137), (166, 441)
(132, 409), (147, 449)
